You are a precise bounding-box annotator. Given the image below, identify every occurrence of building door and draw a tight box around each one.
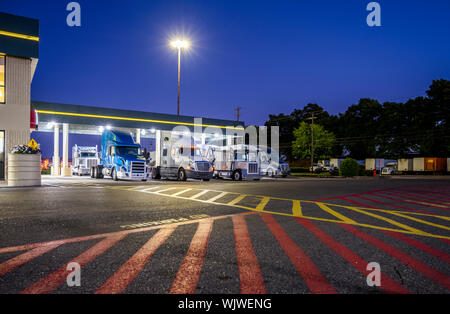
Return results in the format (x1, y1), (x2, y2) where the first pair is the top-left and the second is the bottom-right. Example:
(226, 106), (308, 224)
(0, 131), (4, 180)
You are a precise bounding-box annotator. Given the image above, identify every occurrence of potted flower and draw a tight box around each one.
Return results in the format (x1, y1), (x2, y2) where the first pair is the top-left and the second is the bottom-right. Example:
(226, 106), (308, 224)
(8, 139), (42, 187)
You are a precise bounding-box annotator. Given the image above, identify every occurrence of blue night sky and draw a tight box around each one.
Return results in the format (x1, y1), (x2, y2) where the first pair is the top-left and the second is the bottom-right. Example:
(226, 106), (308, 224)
(1, 0), (449, 126)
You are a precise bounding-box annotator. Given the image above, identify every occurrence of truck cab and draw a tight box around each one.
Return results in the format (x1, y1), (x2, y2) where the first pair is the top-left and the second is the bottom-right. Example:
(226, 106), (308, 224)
(153, 131), (213, 181)
(91, 130), (150, 181)
(257, 146), (290, 177)
(207, 144), (260, 181)
(71, 145), (99, 176)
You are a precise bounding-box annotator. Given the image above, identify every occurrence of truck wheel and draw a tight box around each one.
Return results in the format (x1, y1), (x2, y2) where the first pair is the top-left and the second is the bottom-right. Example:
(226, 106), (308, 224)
(268, 169), (274, 177)
(178, 168), (187, 181)
(112, 168), (118, 181)
(232, 170), (242, 181)
(152, 168), (161, 180)
(90, 167), (95, 178)
(202, 179), (210, 181)
(281, 174), (287, 178)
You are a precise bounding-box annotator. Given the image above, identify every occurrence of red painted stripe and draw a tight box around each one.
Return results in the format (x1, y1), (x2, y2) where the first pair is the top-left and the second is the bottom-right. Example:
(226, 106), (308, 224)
(354, 195), (432, 214)
(295, 217), (409, 294)
(20, 234), (126, 294)
(232, 215), (266, 294)
(382, 191), (450, 207)
(95, 227), (176, 294)
(376, 191), (449, 211)
(368, 192), (436, 214)
(0, 212), (254, 255)
(382, 231), (450, 264)
(169, 221), (213, 294)
(388, 190), (450, 203)
(0, 242), (62, 277)
(261, 214), (337, 294)
(340, 224), (450, 290)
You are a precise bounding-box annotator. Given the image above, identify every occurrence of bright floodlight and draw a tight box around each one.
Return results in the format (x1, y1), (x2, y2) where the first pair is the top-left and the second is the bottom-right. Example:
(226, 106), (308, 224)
(170, 39), (189, 49)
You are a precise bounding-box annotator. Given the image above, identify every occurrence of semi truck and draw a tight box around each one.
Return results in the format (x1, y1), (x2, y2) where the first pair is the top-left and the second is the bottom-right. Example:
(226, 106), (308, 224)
(91, 130), (150, 181)
(151, 130), (213, 181)
(257, 145), (290, 177)
(206, 144), (260, 181)
(71, 145), (99, 176)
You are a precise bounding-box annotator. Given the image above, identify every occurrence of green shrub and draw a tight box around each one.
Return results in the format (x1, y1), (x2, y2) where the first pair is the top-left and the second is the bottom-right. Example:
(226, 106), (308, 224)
(339, 158), (360, 177)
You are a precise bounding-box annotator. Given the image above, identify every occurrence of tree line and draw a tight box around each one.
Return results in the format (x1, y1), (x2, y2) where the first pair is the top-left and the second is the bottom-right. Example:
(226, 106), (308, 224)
(264, 79), (450, 161)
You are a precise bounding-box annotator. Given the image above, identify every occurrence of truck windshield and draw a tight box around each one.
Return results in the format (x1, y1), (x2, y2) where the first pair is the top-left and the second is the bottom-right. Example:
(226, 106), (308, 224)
(191, 147), (203, 157)
(116, 146), (142, 156)
(80, 152), (96, 157)
(234, 152), (248, 161)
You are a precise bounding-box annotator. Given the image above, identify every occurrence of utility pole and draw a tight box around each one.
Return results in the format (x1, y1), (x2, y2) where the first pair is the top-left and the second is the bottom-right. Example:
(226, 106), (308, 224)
(234, 106), (242, 121)
(306, 112), (317, 172)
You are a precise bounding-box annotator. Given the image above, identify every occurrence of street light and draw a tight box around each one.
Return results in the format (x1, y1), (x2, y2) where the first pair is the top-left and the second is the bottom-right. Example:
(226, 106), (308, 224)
(170, 39), (190, 115)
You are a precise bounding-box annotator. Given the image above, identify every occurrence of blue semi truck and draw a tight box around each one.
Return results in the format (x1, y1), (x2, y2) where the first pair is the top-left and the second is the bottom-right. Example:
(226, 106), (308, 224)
(90, 130), (150, 181)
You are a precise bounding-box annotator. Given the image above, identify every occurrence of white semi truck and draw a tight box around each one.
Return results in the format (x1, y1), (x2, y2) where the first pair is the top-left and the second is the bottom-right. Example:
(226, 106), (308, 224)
(206, 144), (260, 181)
(151, 130), (213, 181)
(72, 145), (99, 176)
(257, 145), (290, 177)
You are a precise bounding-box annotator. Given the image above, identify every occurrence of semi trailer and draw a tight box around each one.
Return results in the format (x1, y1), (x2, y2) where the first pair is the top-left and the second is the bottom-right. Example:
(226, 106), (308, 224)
(91, 130), (150, 181)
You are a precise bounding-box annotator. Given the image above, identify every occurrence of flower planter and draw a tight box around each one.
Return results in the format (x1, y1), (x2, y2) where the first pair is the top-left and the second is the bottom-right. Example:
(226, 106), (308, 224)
(7, 153), (41, 187)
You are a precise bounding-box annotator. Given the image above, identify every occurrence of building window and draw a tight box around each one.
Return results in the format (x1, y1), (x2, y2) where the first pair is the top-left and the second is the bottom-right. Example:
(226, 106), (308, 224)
(0, 55), (5, 103)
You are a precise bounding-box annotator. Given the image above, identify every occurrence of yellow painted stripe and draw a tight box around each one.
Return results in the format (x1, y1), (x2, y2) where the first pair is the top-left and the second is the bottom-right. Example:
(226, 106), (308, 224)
(131, 187), (450, 240)
(389, 212), (450, 231)
(292, 200), (302, 217)
(35, 110), (243, 130)
(317, 203), (356, 224)
(0, 30), (39, 42)
(255, 197), (270, 211)
(342, 205), (431, 235)
(227, 194), (247, 206)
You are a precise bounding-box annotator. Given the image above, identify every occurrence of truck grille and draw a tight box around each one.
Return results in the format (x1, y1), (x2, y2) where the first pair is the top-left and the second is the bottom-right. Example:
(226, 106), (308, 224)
(248, 162), (258, 174)
(196, 161), (211, 172)
(131, 161), (146, 174)
(86, 159), (98, 168)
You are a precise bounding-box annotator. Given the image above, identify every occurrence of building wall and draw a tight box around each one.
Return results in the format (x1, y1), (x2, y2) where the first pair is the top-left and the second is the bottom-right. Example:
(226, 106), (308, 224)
(0, 55), (32, 180)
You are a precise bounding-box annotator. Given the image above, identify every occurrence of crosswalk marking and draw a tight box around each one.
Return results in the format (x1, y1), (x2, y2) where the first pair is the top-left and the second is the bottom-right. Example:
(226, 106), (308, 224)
(171, 188), (193, 196)
(189, 190), (210, 200)
(154, 187), (178, 194)
(206, 191), (228, 203)
(43, 182), (450, 240)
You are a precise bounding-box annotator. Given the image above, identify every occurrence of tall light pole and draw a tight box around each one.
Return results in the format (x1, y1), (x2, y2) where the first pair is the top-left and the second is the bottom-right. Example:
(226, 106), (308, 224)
(170, 39), (189, 115)
(306, 112), (317, 172)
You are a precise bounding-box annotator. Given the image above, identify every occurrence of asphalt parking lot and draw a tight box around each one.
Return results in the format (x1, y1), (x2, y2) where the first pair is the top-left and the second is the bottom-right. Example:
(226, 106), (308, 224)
(0, 175), (449, 294)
